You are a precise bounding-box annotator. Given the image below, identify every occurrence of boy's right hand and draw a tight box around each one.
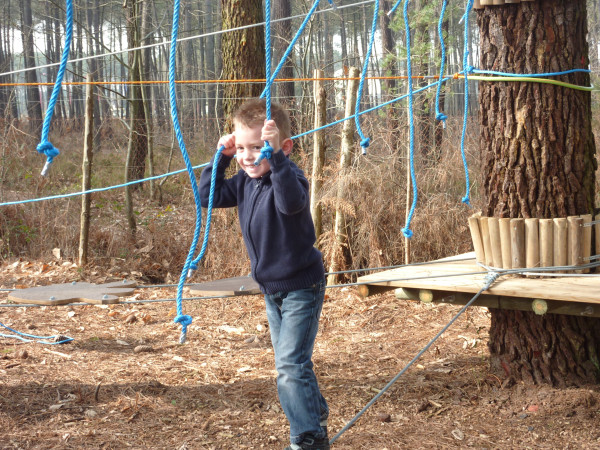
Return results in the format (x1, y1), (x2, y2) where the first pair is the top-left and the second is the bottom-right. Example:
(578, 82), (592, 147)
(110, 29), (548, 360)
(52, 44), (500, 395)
(217, 133), (236, 157)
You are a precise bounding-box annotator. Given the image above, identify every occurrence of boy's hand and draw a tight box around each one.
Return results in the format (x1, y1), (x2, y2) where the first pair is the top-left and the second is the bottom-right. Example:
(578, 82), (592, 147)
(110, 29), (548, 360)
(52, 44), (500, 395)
(261, 120), (281, 154)
(217, 133), (236, 157)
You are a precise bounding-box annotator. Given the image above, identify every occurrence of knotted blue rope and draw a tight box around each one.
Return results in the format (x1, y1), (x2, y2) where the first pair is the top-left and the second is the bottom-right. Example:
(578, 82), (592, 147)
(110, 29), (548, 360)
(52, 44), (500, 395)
(169, 0), (211, 343)
(459, 0), (474, 206)
(435, 0), (448, 127)
(260, 0), (323, 99)
(37, 0), (73, 177)
(1, 321), (73, 344)
(400, 0), (416, 239)
(354, 0), (379, 155)
(255, 0), (274, 167)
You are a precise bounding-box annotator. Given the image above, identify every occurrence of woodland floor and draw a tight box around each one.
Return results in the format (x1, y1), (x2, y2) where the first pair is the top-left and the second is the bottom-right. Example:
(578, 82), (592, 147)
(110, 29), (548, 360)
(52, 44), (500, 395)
(1, 260), (600, 449)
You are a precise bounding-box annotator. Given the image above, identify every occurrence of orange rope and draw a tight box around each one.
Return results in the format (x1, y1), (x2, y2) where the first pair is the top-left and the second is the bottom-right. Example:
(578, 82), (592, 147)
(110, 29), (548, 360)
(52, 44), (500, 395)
(0, 75), (441, 87)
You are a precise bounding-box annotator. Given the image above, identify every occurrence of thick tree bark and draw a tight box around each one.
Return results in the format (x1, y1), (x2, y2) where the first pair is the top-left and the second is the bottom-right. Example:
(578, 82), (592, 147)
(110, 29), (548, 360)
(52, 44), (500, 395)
(220, 0), (264, 125)
(477, 0), (599, 386)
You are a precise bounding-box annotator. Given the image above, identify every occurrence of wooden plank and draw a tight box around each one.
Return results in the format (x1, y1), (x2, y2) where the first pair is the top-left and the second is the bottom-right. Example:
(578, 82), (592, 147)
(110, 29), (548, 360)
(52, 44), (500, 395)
(188, 276), (261, 296)
(488, 218), (503, 268)
(525, 218), (539, 268)
(510, 218), (525, 268)
(8, 280), (136, 305)
(499, 218), (512, 269)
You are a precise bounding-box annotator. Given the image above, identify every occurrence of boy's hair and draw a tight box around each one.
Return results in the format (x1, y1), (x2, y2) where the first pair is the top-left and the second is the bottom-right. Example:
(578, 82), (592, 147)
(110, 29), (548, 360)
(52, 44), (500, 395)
(233, 99), (291, 140)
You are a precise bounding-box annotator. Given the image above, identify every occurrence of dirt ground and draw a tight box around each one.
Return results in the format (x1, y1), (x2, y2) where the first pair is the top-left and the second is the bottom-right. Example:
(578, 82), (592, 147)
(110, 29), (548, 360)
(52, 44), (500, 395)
(1, 260), (600, 449)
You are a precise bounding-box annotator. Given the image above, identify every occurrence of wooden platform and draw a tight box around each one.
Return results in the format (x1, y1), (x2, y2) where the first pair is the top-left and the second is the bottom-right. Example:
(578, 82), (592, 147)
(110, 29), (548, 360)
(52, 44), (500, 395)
(357, 253), (600, 318)
(188, 276), (260, 296)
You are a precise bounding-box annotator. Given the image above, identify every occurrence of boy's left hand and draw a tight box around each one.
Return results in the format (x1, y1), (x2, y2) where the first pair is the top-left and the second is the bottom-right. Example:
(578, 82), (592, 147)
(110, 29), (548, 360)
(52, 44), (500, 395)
(261, 120), (281, 154)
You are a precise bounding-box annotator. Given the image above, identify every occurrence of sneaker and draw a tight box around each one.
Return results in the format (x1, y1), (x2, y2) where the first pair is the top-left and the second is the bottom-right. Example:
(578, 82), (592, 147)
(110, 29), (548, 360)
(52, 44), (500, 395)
(283, 433), (330, 450)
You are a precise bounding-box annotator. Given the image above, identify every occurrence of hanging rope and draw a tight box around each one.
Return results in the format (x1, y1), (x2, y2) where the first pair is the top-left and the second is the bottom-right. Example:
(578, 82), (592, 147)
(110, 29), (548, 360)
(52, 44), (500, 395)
(168, 0), (213, 344)
(36, 0), (73, 177)
(459, 0), (474, 206)
(401, 0), (417, 239)
(255, 0), (275, 166)
(435, 0), (449, 127)
(354, 0), (380, 155)
(260, 0), (324, 99)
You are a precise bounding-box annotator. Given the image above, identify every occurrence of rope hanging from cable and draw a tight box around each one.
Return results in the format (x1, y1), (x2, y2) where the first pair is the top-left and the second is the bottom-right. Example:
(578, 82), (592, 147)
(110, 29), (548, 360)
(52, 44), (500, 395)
(36, 0), (73, 177)
(354, 0), (379, 155)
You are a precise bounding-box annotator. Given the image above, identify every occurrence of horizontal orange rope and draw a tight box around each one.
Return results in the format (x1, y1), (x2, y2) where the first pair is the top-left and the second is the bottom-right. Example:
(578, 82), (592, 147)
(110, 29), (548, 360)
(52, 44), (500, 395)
(0, 75), (441, 87)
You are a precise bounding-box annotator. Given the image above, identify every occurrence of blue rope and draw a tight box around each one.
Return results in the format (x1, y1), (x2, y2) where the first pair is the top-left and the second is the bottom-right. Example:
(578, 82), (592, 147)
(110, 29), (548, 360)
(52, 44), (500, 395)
(188, 147), (222, 276)
(0, 163), (208, 208)
(354, 0), (380, 155)
(260, 0), (323, 99)
(472, 68), (590, 78)
(401, 0), (416, 239)
(36, 0), (73, 177)
(435, 0), (448, 127)
(255, 0), (274, 167)
(169, 0), (209, 344)
(1, 321), (73, 344)
(459, 0), (474, 207)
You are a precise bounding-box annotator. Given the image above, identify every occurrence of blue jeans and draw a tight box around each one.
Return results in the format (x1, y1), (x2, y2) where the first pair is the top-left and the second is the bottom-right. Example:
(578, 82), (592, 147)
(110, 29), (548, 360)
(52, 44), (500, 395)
(264, 278), (328, 444)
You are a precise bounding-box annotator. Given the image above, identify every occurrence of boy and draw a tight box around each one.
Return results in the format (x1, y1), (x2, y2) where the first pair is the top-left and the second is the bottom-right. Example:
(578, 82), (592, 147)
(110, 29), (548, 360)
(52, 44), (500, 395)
(199, 99), (329, 450)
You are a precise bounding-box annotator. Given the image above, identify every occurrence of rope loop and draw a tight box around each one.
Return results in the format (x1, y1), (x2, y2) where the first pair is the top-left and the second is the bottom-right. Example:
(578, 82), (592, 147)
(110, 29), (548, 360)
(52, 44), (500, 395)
(36, 141), (60, 161)
(174, 314), (193, 327)
(401, 227), (413, 239)
(435, 112), (447, 122)
(360, 137), (370, 148)
(254, 144), (273, 165)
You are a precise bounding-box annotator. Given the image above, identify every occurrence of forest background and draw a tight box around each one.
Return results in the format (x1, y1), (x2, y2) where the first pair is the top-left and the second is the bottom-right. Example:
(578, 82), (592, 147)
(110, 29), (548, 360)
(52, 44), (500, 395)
(0, 0), (599, 283)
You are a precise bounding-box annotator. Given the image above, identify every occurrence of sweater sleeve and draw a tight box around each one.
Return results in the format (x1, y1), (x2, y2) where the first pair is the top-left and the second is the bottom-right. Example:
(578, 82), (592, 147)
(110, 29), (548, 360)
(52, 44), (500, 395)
(268, 150), (310, 215)
(199, 154), (239, 208)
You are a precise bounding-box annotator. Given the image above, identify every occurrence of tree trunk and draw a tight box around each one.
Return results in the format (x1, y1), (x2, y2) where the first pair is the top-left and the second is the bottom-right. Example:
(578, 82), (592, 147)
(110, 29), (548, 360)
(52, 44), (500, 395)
(126, 0), (148, 185)
(273, 0), (294, 103)
(220, 0), (264, 125)
(477, 0), (598, 386)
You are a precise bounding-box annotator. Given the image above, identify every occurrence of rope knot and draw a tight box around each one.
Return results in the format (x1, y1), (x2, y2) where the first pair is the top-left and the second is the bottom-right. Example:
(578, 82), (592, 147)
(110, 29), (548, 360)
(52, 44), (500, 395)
(461, 195), (471, 206)
(36, 141), (60, 161)
(466, 65), (475, 74)
(401, 227), (413, 239)
(435, 113), (447, 122)
(360, 137), (371, 149)
(174, 314), (193, 327)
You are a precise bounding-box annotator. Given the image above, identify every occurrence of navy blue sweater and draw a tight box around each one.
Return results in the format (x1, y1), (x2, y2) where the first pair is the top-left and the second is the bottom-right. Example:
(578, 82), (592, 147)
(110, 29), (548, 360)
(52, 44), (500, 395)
(199, 150), (324, 294)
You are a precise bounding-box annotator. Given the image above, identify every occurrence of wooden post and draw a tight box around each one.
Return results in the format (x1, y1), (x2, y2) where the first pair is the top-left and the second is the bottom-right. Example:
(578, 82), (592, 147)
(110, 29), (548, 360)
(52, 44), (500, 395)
(553, 218), (568, 270)
(479, 217), (494, 266)
(567, 216), (583, 271)
(328, 67), (359, 286)
(539, 219), (553, 267)
(596, 213), (600, 262)
(468, 214), (485, 263)
(499, 218), (512, 269)
(78, 73), (94, 267)
(581, 214), (592, 273)
(310, 69), (326, 240)
(525, 218), (539, 268)
(510, 218), (525, 269)
(488, 218), (503, 268)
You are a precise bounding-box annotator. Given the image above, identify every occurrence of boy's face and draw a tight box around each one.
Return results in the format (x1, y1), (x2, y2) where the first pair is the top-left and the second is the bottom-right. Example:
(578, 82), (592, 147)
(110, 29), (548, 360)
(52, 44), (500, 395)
(234, 122), (271, 179)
